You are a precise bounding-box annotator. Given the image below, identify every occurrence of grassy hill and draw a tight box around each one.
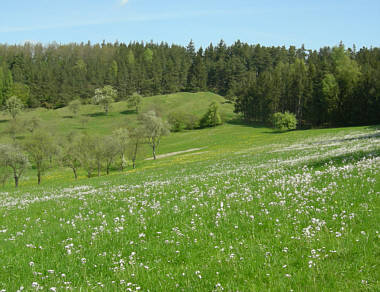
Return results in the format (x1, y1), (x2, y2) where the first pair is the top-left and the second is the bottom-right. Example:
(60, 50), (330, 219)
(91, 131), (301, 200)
(0, 92), (379, 290)
(0, 92), (234, 139)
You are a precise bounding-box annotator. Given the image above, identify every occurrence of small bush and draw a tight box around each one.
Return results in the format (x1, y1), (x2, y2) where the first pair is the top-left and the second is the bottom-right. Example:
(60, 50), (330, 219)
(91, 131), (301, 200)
(272, 111), (297, 131)
(200, 102), (222, 128)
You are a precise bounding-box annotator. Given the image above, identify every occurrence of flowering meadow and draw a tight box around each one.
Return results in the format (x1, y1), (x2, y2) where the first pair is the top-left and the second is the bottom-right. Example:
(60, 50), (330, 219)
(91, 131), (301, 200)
(0, 126), (379, 291)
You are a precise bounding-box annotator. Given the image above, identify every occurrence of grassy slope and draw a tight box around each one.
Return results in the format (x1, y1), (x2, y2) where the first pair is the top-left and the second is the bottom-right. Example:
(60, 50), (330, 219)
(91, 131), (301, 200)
(0, 92), (379, 290)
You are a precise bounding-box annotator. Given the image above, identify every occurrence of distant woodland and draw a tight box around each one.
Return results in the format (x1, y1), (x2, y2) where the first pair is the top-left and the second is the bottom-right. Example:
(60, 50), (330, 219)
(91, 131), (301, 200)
(0, 40), (379, 127)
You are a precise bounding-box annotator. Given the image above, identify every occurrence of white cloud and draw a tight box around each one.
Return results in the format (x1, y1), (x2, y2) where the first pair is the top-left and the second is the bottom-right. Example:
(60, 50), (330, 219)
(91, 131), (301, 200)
(120, 0), (129, 6)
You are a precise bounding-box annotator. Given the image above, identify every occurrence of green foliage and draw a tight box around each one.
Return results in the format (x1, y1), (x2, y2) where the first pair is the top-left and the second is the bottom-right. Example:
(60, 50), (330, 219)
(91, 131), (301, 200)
(4, 96), (24, 119)
(0, 41), (377, 126)
(140, 110), (170, 160)
(112, 128), (129, 170)
(168, 111), (199, 132)
(272, 111), (297, 131)
(127, 92), (142, 113)
(0, 144), (29, 187)
(68, 99), (81, 117)
(92, 86), (117, 114)
(23, 131), (57, 184)
(200, 101), (222, 128)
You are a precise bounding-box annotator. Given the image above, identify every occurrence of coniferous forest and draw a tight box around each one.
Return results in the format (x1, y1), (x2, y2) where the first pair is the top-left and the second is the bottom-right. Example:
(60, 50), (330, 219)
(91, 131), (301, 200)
(0, 40), (379, 127)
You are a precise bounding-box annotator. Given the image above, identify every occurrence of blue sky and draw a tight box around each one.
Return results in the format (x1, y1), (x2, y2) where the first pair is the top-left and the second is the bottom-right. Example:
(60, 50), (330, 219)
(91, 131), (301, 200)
(1, 0), (379, 49)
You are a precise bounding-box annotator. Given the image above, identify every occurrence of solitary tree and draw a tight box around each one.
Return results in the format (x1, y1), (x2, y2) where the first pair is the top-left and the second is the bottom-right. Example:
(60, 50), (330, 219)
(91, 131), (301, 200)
(68, 99), (81, 117)
(200, 102), (222, 128)
(92, 85), (117, 115)
(140, 111), (170, 160)
(112, 128), (129, 170)
(4, 96), (24, 120)
(0, 144), (29, 187)
(24, 131), (56, 185)
(127, 92), (142, 113)
(272, 111), (297, 131)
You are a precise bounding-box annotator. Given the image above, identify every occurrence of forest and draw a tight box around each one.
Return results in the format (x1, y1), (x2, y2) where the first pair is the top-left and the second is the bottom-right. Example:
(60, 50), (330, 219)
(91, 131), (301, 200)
(0, 40), (379, 127)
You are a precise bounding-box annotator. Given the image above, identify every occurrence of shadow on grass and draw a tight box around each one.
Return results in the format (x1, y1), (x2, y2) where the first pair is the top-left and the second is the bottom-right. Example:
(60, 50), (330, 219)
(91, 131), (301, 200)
(0, 119), (9, 123)
(366, 124), (380, 131)
(120, 109), (136, 115)
(86, 112), (107, 118)
(62, 115), (74, 119)
(305, 148), (380, 169)
(226, 118), (268, 129)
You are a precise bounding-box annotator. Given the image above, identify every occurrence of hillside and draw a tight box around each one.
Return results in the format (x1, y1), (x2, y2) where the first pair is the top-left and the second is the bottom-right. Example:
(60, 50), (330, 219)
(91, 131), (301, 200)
(0, 121), (379, 290)
(0, 92), (234, 139)
(0, 91), (380, 290)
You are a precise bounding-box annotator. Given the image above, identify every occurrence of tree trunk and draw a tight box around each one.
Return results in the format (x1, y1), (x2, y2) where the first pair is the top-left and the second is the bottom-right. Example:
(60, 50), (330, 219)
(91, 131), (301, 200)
(153, 144), (156, 160)
(132, 159), (136, 169)
(37, 171), (41, 185)
(14, 175), (19, 188)
(120, 154), (125, 171)
(97, 162), (101, 177)
(106, 164), (110, 175)
(73, 168), (78, 180)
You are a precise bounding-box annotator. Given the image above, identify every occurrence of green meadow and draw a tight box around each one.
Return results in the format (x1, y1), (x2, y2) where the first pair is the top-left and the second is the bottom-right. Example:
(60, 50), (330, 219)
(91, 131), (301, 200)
(0, 92), (379, 291)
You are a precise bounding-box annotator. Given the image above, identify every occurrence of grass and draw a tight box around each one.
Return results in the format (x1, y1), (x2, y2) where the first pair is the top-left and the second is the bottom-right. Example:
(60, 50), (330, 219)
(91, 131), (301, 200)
(0, 93), (379, 291)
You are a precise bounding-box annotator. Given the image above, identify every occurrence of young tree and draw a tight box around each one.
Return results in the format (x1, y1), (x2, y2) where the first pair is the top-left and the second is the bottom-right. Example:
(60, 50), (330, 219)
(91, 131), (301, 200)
(0, 144), (29, 188)
(61, 133), (82, 180)
(68, 99), (81, 117)
(112, 128), (129, 170)
(92, 85), (117, 115)
(4, 96), (24, 120)
(23, 131), (56, 185)
(272, 111), (297, 131)
(140, 111), (170, 160)
(200, 101), (222, 128)
(127, 92), (142, 113)
(127, 126), (145, 169)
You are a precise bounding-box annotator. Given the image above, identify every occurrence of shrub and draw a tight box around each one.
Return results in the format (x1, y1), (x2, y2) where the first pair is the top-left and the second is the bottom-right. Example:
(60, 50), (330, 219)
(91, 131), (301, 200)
(200, 102), (222, 128)
(272, 111), (297, 131)
(168, 111), (200, 132)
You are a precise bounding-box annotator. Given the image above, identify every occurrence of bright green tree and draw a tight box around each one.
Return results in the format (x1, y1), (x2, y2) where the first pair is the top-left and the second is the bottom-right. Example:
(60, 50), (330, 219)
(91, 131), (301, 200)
(23, 131), (56, 185)
(0, 144), (29, 188)
(200, 102), (222, 128)
(92, 85), (117, 114)
(5, 96), (24, 120)
(140, 111), (170, 160)
(272, 111), (297, 131)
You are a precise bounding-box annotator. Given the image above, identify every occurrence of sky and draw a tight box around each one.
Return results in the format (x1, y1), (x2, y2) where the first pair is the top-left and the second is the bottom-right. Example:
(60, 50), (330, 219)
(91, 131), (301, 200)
(0, 0), (379, 49)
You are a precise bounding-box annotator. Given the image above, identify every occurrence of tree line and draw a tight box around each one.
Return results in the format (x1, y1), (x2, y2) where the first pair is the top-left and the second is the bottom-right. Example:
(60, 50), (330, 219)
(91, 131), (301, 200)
(0, 40), (379, 126)
(0, 104), (170, 188)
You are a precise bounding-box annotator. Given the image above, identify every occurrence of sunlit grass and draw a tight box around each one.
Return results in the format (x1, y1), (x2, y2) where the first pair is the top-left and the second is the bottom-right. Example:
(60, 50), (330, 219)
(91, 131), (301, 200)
(0, 123), (379, 290)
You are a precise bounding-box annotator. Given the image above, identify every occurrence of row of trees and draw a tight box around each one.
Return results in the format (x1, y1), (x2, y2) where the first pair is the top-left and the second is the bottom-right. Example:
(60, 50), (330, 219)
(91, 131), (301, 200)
(0, 110), (170, 188)
(1, 41), (379, 127)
